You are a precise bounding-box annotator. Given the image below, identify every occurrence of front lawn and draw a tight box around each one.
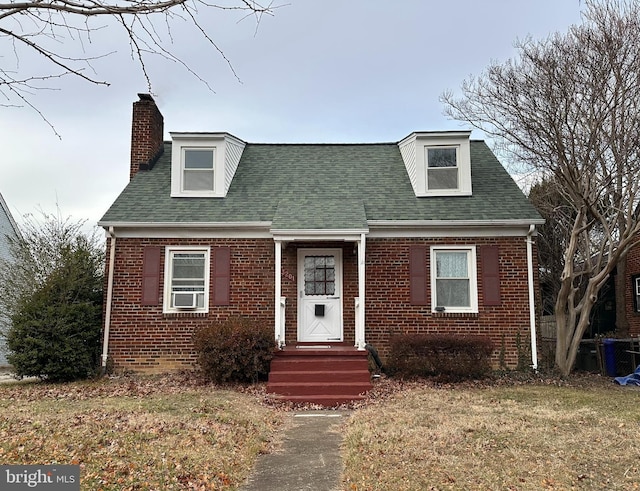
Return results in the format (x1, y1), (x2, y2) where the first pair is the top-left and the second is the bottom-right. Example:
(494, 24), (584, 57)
(2, 372), (638, 490)
(0, 375), (284, 490)
(343, 377), (640, 490)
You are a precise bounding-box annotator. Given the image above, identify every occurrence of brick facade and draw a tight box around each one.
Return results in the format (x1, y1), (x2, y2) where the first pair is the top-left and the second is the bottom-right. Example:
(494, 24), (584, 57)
(105, 235), (535, 373)
(624, 242), (640, 336)
(106, 238), (275, 372)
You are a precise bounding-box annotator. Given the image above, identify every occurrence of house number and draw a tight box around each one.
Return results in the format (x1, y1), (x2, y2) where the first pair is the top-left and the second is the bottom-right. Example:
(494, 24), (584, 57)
(281, 269), (295, 282)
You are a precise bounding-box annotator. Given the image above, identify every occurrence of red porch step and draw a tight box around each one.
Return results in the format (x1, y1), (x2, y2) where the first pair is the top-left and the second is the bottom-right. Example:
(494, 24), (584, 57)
(267, 347), (372, 406)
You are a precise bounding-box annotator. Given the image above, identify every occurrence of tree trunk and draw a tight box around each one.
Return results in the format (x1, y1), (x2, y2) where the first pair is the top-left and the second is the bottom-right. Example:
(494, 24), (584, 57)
(555, 276), (600, 377)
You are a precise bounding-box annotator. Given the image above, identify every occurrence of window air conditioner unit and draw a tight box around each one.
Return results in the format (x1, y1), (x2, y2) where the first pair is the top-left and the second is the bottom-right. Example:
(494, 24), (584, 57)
(174, 292), (197, 309)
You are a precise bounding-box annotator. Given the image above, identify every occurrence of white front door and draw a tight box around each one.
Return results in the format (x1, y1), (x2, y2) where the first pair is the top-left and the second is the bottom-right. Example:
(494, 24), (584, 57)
(298, 248), (343, 342)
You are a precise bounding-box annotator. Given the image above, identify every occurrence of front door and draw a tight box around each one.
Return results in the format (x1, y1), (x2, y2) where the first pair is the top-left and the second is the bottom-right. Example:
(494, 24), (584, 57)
(298, 248), (343, 342)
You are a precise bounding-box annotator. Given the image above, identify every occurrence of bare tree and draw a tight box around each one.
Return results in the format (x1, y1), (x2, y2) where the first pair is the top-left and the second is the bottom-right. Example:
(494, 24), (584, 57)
(529, 179), (574, 316)
(442, 0), (640, 376)
(0, 0), (275, 132)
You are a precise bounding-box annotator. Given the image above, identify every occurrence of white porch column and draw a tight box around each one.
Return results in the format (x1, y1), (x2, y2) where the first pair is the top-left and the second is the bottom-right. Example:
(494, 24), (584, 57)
(274, 240), (284, 348)
(355, 233), (366, 350)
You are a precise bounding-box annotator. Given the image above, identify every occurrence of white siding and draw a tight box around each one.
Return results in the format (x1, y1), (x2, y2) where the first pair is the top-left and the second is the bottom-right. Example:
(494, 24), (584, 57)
(0, 193), (19, 366)
(398, 136), (418, 195)
(224, 137), (246, 195)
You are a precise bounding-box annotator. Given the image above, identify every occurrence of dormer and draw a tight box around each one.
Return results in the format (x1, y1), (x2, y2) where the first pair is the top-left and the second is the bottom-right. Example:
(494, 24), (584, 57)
(170, 132), (246, 198)
(398, 131), (472, 197)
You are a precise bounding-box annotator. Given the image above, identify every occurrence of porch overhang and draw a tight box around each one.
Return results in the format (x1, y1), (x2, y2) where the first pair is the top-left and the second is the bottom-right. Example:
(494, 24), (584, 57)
(271, 230), (368, 242)
(271, 197), (368, 235)
(271, 198), (369, 351)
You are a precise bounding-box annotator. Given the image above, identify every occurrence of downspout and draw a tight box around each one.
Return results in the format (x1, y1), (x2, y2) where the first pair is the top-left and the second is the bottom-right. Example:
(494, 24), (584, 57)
(526, 224), (538, 371)
(101, 227), (116, 371)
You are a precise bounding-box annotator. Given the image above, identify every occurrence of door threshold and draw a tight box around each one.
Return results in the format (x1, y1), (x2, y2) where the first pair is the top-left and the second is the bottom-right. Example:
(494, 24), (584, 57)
(295, 344), (332, 349)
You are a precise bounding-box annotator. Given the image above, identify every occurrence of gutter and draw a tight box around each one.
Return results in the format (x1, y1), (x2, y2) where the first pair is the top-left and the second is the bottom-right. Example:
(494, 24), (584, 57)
(97, 220), (272, 229)
(368, 219), (546, 228)
(526, 224), (538, 370)
(101, 226), (116, 371)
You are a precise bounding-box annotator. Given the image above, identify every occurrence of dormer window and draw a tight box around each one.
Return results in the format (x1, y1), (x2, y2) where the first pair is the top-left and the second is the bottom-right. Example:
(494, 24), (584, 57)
(183, 148), (215, 191)
(426, 146), (458, 190)
(398, 131), (472, 197)
(171, 132), (245, 198)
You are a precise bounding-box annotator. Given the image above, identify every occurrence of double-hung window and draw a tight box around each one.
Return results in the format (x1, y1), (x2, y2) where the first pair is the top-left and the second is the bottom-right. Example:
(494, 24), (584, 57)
(426, 146), (458, 191)
(182, 148), (215, 192)
(634, 276), (640, 312)
(431, 246), (478, 313)
(164, 247), (210, 312)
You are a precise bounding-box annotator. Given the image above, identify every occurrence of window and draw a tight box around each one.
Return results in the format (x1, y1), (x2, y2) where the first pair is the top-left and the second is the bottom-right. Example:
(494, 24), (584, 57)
(304, 256), (336, 295)
(431, 246), (478, 313)
(170, 133), (245, 198)
(397, 131), (472, 197)
(426, 146), (458, 190)
(164, 247), (210, 312)
(634, 276), (640, 312)
(183, 148), (214, 191)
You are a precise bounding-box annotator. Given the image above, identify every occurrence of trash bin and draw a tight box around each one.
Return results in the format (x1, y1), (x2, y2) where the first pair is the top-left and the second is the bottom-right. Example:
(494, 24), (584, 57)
(603, 338), (617, 376)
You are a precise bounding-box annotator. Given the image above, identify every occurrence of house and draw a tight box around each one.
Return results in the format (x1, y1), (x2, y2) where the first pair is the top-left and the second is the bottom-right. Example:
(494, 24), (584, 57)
(99, 94), (543, 402)
(623, 246), (640, 337)
(0, 192), (20, 367)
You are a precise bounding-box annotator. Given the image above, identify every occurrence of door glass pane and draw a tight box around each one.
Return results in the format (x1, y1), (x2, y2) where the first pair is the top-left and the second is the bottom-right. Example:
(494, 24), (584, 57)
(304, 255), (336, 296)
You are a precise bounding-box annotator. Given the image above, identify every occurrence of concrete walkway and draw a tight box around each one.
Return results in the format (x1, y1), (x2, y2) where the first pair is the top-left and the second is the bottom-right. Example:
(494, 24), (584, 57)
(240, 410), (349, 491)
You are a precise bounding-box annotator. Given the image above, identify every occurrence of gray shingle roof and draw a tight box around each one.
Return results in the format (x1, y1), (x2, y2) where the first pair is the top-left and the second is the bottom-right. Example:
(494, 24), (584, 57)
(99, 141), (542, 227)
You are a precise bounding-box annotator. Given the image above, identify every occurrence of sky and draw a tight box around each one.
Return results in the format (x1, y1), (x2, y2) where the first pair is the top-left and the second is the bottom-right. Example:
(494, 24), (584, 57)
(1, 0), (584, 231)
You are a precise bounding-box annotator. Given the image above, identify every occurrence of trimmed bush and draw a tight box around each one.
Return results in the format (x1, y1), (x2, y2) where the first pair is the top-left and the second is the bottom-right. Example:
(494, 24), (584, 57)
(386, 333), (494, 380)
(193, 316), (274, 383)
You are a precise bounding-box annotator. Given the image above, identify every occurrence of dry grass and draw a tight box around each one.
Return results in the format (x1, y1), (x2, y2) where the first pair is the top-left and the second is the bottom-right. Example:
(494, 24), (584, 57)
(0, 374), (285, 490)
(342, 376), (640, 490)
(3, 371), (640, 490)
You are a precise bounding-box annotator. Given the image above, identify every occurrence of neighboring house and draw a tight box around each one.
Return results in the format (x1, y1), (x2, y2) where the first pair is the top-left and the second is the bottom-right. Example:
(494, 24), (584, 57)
(624, 247), (640, 336)
(99, 94), (544, 400)
(0, 192), (20, 367)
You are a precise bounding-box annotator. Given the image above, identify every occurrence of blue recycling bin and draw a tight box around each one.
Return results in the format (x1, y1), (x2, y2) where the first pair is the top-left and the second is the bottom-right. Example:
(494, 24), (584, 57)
(603, 339), (617, 376)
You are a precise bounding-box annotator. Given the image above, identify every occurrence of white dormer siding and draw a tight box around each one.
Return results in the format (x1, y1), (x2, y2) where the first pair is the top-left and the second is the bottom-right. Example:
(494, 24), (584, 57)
(170, 132), (246, 198)
(398, 131), (472, 197)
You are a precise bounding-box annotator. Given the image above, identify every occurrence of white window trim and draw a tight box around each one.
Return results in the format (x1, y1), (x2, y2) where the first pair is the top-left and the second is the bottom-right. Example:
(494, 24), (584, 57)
(180, 146), (216, 194)
(426, 145), (460, 192)
(172, 141), (221, 197)
(430, 245), (478, 313)
(635, 276), (640, 312)
(163, 245), (211, 313)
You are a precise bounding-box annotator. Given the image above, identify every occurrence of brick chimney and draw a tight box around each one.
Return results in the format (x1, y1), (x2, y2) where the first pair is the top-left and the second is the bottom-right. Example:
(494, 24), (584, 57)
(130, 93), (164, 180)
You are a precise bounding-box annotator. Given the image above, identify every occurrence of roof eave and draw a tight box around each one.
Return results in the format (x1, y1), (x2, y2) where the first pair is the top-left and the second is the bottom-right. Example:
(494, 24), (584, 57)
(368, 219), (545, 228)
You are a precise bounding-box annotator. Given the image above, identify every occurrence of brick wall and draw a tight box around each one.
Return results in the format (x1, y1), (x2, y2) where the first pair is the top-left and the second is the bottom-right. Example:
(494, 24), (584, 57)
(106, 238), (274, 373)
(624, 242), (640, 336)
(105, 235), (535, 373)
(363, 237), (533, 368)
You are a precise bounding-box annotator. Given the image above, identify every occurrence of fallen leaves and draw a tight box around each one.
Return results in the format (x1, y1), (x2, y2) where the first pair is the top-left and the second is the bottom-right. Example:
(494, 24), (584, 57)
(342, 376), (640, 490)
(0, 374), (285, 490)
